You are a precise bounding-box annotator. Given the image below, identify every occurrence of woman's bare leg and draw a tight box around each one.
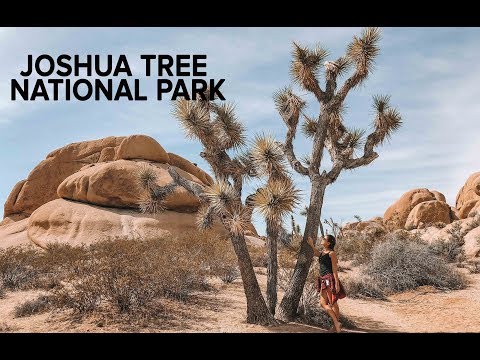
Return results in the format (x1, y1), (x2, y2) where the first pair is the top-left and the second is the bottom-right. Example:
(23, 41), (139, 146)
(320, 290), (341, 332)
(332, 302), (340, 320)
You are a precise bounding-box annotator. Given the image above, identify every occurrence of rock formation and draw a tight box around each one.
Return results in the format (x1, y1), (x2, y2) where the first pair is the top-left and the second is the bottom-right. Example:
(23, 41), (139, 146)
(383, 188), (453, 230)
(456, 172), (480, 219)
(1, 134), (257, 249)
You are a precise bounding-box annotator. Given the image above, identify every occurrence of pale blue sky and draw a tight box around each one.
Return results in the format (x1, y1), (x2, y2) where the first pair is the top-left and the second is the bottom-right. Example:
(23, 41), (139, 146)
(0, 27), (478, 235)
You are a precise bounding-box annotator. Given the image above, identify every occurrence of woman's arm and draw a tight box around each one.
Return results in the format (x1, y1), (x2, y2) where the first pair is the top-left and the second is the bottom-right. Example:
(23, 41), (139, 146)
(306, 236), (321, 257)
(330, 251), (340, 293)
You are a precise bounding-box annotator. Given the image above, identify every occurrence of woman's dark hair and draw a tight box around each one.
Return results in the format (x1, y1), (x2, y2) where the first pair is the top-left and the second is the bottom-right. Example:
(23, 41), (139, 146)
(325, 234), (336, 250)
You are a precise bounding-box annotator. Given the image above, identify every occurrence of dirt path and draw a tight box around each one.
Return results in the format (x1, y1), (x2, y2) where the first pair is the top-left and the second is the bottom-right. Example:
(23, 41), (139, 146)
(1, 273), (479, 333)
(340, 274), (480, 332)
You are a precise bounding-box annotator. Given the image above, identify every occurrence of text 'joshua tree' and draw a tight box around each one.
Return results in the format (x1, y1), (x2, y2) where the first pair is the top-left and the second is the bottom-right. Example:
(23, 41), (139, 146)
(275, 27), (403, 321)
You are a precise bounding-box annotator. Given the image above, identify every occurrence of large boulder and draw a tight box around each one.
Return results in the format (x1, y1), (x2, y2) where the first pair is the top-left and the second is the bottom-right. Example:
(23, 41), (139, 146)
(405, 200), (452, 230)
(0, 218), (30, 249)
(464, 226), (480, 260)
(456, 172), (480, 219)
(114, 135), (169, 163)
(3, 136), (126, 219)
(57, 160), (202, 212)
(27, 199), (228, 248)
(431, 190), (446, 203)
(383, 188), (446, 230)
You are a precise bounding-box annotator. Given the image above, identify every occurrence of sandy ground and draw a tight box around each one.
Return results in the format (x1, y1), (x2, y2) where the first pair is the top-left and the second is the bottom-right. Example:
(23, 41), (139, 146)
(1, 270), (480, 333)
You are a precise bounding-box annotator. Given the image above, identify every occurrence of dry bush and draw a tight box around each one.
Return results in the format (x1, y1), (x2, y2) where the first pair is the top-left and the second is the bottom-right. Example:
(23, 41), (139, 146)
(49, 236), (215, 316)
(0, 246), (42, 290)
(343, 275), (386, 300)
(365, 233), (468, 295)
(467, 262), (480, 274)
(247, 245), (267, 268)
(430, 222), (466, 263)
(15, 295), (52, 317)
(336, 230), (386, 265)
(278, 246), (298, 269)
(0, 322), (16, 333)
(216, 266), (240, 283)
(1, 232), (238, 326)
(0, 281), (5, 299)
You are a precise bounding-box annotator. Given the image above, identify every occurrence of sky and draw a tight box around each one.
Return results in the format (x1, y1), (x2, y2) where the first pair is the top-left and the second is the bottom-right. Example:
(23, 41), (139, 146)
(0, 27), (479, 235)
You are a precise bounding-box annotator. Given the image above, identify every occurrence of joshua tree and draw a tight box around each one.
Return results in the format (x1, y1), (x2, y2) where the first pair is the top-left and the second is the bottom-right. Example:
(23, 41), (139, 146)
(249, 135), (300, 314)
(138, 96), (297, 325)
(275, 27), (403, 321)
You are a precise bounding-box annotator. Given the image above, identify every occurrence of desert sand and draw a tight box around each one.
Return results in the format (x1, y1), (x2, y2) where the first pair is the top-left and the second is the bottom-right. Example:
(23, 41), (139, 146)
(1, 268), (479, 333)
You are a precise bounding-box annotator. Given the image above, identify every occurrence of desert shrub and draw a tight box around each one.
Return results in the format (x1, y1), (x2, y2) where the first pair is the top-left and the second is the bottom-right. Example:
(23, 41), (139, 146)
(430, 222), (466, 262)
(0, 232), (249, 326)
(343, 275), (386, 300)
(336, 231), (386, 265)
(365, 235), (467, 294)
(0, 281), (5, 299)
(0, 322), (16, 333)
(213, 265), (240, 283)
(248, 246), (268, 268)
(14, 295), (52, 317)
(0, 246), (42, 290)
(278, 246), (298, 269)
(467, 262), (480, 274)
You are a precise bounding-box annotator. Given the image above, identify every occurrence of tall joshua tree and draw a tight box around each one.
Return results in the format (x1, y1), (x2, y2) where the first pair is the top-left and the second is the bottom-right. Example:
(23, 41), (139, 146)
(249, 135), (300, 314)
(138, 97), (296, 325)
(275, 27), (403, 321)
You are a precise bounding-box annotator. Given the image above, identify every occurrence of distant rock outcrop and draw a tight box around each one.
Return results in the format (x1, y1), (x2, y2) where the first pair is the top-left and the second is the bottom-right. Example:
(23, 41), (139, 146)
(1, 135), (258, 249)
(383, 188), (451, 230)
(404, 200), (452, 230)
(456, 172), (480, 219)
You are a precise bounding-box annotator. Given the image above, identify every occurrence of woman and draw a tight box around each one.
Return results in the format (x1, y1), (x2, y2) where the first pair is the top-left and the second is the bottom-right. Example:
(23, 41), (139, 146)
(307, 234), (345, 333)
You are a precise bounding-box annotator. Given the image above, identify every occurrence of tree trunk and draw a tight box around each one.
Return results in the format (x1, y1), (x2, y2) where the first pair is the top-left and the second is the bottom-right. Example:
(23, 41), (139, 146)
(277, 180), (327, 322)
(266, 220), (278, 315)
(230, 233), (277, 325)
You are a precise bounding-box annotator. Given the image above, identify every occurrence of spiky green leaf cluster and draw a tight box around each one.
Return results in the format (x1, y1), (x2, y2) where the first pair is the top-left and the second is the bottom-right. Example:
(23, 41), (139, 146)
(250, 134), (288, 177)
(347, 27), (381, 75)
(172, 99), (211, 140)
(136, 164), (158, 191)
(290, 42), (329, 92)
(253, 179), (301, 221)
(212, 103), (246, 150)
(273, 87), (305, 128)
(301, 115), (318, 138)
(204, 180), (236, 213)
(196, 205), (215, 230)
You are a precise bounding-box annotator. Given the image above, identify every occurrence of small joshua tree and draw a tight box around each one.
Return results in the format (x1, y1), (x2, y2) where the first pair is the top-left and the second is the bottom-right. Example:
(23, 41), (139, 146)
(275, 27), (403, 321)
(136, 96), (297, 325)
(249, 135), (300, 314)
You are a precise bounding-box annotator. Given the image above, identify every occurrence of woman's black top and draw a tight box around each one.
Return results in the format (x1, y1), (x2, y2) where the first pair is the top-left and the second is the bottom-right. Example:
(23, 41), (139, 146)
(319, 251), (333, 276)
